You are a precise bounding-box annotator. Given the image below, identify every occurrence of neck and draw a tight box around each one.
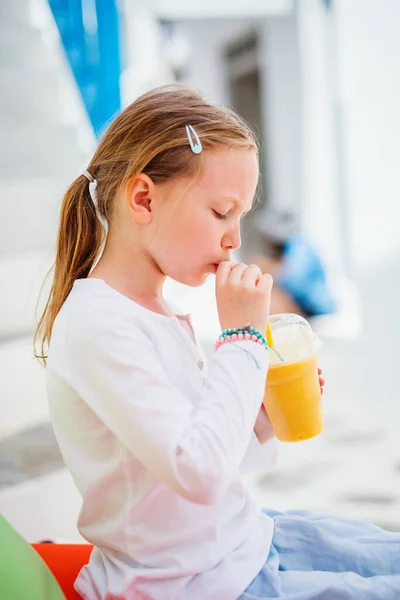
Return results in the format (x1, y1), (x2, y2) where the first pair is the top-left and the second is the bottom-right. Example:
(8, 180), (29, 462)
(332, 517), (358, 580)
(89, 238), (166, 305)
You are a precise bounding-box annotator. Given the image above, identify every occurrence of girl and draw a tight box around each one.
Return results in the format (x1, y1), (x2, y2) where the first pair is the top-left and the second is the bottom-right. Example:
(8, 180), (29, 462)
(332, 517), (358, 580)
(36, 85), (400, 600)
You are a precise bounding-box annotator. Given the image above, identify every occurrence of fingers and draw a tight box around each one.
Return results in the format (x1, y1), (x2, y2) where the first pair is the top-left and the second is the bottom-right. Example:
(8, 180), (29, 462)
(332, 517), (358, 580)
(216, 261), (235, 287)
(228, 263), (249, 284)
(217, 262), (263, 287)
(241, 264), (262, 286)
(256, 272), (274, 293)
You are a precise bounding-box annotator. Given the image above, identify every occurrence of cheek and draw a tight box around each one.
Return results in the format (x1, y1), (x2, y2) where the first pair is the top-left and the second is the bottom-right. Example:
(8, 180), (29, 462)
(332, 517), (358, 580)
(156, 217), (199, 258)
(176, 227), (207, 261)
(155, 208), (219, 262)
(186, 214), (220, 249)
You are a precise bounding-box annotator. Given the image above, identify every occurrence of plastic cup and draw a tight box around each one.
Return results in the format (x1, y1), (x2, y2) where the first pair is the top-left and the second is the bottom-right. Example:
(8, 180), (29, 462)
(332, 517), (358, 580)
(263, 313), (324, 442)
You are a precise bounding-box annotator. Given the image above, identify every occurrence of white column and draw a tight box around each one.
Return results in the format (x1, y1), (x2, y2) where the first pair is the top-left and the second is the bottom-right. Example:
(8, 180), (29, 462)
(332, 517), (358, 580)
(258, 14), (302, 215)
(296, 0), (344, 277)
(119, 3), (175, 106)
(334, 0), (400, 271)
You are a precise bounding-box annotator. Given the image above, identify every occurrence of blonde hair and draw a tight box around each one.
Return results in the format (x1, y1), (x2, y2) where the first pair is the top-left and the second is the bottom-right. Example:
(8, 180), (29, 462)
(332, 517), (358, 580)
(34, 84), (258, 363)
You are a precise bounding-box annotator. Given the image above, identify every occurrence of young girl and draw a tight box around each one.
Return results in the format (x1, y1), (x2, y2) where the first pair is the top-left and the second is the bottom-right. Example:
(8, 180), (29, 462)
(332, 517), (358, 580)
(36, 85), (400, 600)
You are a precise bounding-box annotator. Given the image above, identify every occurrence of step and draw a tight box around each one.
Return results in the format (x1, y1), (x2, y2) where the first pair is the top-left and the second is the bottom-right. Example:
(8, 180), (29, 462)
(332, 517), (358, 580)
(0, 0), (33, 24)
(0, 20), (45, 56)
(0, 469), (83, 542)
(0, 177), (83, 256)
(0, 7), (61, 71)
(0, 146), (84, 180)
(0, 252), (54, 340)
(1, 117), (80, 155)
(0, 28), (56, 70)
(0, 125), (85, 179)
(0, 339), (50, 441)
(0, 422), (64, 487)
(0, 65), (66, 121)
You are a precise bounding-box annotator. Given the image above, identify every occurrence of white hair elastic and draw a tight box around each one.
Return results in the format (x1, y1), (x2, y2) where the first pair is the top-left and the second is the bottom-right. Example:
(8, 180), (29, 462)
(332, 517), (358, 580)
(82, 169), (108, 232)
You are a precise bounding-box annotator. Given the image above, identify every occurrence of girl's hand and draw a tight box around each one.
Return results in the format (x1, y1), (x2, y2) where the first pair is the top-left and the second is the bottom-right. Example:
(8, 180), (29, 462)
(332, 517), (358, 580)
(216, 261), (273, 334)
(254, 403), (275, 445)
(255, 367), (326, 444)
(318, 367), (325, 395)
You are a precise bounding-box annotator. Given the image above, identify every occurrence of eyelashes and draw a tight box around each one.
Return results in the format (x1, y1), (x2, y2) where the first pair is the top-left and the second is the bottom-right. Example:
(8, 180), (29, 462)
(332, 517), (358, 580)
(213, 209), (249, 221)
(213, 210), (228, 220)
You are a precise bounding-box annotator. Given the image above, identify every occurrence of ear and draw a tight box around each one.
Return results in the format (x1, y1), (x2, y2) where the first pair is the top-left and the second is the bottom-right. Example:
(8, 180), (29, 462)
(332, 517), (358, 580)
(126, 174), (156, 225)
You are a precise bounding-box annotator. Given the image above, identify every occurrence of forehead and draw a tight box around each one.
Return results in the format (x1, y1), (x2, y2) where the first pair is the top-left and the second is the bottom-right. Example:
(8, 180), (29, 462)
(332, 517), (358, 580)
(195, 148), (259, 202)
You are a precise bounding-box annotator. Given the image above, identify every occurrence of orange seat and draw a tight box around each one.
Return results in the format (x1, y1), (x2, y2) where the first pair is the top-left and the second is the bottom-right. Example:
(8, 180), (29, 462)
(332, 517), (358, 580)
(32, 544), (93, 600)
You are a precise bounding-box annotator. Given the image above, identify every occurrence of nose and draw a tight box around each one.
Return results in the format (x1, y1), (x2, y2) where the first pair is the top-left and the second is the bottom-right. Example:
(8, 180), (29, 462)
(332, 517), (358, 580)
(222, 222), (242, 251)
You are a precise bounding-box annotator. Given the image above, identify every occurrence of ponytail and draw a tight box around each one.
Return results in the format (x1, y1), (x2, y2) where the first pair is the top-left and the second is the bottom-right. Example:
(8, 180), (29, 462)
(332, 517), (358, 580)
(34, 175), (104, 364)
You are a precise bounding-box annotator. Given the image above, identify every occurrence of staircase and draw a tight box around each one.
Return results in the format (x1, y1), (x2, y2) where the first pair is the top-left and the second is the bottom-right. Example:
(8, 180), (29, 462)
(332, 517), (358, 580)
(0, 0), (95, 541)
(0, 0), (96, 542)
(0, 0), (95, 340)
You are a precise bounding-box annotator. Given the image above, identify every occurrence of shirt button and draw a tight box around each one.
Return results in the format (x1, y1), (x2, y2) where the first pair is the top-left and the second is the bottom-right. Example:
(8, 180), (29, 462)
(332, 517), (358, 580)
(202, 377), (207, 386)
(197, 360), (204, 370)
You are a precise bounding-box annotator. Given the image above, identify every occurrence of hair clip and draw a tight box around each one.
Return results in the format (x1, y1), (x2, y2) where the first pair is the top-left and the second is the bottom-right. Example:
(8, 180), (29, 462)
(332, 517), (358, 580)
(185, 125), (202, 154)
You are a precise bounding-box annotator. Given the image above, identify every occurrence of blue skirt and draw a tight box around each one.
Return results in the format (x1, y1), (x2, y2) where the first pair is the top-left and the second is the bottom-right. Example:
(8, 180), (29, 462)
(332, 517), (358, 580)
(240, 508), (400, 599)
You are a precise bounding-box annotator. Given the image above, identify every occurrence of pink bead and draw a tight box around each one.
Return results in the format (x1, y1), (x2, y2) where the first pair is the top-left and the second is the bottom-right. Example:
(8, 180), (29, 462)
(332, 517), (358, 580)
(251, 334), (258, 342)
(226, 335), (231, 342)
(244, 333), (251, 340)
(237, 333), (244, 340)
(257, 338), (263, 344)
(231, 333), (237, 341)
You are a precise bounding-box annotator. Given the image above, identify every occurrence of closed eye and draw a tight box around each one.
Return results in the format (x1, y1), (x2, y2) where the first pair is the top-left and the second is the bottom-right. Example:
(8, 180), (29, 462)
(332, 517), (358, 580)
(213, 210), (228, 220)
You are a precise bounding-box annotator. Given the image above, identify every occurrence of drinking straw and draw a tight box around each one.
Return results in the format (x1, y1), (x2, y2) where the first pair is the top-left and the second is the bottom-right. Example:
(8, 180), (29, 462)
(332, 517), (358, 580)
(266, 322), (274, 347)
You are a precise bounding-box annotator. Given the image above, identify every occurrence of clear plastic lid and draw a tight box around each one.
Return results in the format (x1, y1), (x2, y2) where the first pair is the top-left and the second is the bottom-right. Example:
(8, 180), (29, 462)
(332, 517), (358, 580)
(268, 313), (320, 365)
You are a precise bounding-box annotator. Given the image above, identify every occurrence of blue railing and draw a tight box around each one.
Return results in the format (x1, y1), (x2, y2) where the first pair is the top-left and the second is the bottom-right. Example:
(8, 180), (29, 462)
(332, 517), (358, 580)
(48, 0), (122, 137)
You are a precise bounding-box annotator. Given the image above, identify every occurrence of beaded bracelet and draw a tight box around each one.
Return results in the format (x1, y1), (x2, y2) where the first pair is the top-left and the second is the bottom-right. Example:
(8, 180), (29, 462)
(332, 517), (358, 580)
(215, 325), (268, 352)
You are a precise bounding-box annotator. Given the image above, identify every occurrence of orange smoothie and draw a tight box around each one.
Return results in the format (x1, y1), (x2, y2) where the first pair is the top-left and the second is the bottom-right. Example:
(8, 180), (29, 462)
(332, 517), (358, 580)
(263, 355), (324, 442)
(263, 314), (324, 443)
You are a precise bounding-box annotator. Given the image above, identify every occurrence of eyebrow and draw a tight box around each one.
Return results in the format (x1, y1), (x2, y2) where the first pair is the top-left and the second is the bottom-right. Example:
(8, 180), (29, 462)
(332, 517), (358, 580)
(218, 196), (252, 214)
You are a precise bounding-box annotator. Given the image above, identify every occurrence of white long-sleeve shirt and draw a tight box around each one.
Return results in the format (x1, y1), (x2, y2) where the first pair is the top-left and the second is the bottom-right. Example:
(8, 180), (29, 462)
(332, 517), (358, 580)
(46, 278), (277, 600)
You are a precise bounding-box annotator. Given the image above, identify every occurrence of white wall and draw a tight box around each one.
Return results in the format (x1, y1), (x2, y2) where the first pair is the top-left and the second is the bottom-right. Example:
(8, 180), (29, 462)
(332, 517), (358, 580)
(150, 0), (293, 20)
(119, 3), (176, 105)
(335, 0), (400, 270)
(259, 0), (400, 278)
(175, 19), (258, 104)
(176, 15), (305, 226)
(295, 0), (345, 278)
(258, 15), (302, 215)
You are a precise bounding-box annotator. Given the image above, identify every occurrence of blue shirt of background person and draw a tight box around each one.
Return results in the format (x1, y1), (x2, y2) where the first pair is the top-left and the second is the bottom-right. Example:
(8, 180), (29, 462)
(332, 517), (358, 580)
(278, 233), (336, 317)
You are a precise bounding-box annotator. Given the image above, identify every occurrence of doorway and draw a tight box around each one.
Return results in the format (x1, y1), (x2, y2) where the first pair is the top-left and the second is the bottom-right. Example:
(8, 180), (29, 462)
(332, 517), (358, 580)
(225, 30), (267, 261)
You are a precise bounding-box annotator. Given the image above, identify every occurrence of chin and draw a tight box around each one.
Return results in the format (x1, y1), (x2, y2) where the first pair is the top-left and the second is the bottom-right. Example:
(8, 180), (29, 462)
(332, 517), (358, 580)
(170, 268), (213, 288)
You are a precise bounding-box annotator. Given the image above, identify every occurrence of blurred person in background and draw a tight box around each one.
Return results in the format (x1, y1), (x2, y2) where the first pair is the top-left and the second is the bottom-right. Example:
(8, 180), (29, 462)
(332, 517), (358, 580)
(250, 210), (336, 319)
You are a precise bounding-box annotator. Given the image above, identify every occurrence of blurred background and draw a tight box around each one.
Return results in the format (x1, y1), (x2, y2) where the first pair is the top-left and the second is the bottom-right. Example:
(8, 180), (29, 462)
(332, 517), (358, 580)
(0, 0), (399, 543)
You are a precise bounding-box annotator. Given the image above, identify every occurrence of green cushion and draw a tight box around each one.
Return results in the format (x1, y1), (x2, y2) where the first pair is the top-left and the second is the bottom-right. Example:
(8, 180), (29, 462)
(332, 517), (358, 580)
(0, 515), (66, 600)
